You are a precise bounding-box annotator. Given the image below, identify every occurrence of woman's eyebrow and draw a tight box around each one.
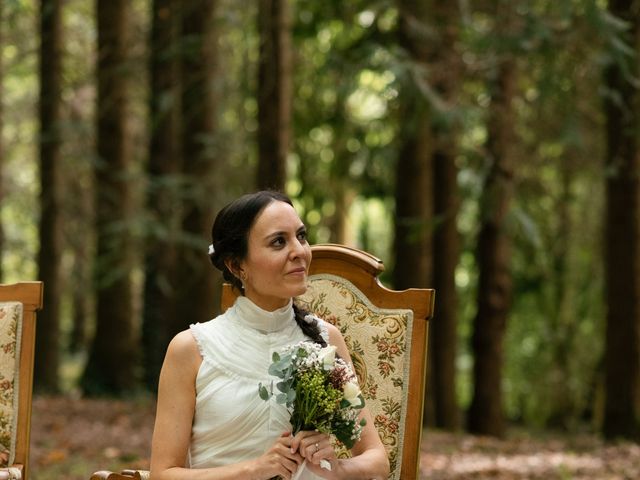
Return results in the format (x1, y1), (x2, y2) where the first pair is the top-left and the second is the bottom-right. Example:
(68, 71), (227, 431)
(264, 225), (306, 241)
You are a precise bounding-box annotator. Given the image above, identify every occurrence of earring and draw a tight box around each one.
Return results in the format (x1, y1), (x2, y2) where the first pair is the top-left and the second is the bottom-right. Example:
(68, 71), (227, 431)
(240, 271), (247, 290)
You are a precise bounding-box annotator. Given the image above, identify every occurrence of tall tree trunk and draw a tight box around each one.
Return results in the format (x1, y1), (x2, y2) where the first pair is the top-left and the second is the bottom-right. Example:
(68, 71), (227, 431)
(35, 0), (63, 393)
(603, 0), (640, 440)
(173, 0), (220, 333)
(467, 58), (516, 437)
(68, 172), (93, 353)
(143, 0), (182, 391)
(82, 0), (137, 395)
(394, 0), (433, 294)
(327, 185), (353, 245)
(430, 0), (461, 431)
(69, 217), (92, 353)
(256, 0), (291, 191)
(67, 85), (95, 354)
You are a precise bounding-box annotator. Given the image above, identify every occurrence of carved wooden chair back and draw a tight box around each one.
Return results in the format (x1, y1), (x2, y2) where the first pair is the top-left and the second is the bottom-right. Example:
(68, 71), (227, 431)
(223, 244), (435, 479)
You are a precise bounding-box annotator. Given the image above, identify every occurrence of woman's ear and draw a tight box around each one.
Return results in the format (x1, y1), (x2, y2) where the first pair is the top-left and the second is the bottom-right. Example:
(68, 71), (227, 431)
(224, 258), (243, 280)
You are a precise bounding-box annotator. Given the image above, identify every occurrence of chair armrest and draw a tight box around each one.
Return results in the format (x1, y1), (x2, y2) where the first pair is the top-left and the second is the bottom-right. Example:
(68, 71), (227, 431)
(122, 470), (150, 480)
(90, 470), (150, 480)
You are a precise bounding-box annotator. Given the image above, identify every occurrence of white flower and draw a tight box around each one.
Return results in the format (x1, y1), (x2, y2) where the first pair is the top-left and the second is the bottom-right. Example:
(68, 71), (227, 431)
(343, 381), (363, 407)
(318, 345), (337, 369)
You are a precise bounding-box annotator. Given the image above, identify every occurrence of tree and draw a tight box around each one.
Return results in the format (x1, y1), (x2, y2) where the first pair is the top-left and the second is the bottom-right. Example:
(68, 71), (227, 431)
(35, 0), (63, 393)
(142, 0), (182, 391)
(467, 52), (517, 437)
(82, 0), (137, 395)
(172, 0), (221, 333)
(393, 0), (433, 294)
(429, 0), (462, 430)
(603, 0), (640, 440)
(256, 0), (292, 191)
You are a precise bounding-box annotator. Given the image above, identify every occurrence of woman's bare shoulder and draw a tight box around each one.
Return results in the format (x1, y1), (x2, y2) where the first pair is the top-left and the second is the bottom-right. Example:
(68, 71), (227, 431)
(165, 329), (201, 370)
(323, 321), (342, 342)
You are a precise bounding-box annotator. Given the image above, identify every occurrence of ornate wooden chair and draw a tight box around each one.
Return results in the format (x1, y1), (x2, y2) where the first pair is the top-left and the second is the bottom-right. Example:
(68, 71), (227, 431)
(91, 244), (435, 480)
(0, 282), (44, 480)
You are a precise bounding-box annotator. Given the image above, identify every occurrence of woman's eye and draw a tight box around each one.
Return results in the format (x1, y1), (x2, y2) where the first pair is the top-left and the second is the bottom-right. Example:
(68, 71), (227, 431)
(297, 230), (308, 242)
(272, 237), (285, 247)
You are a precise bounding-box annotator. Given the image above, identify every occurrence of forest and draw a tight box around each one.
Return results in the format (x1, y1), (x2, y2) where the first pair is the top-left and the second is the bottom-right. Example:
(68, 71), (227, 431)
(1, 0), (640, 471)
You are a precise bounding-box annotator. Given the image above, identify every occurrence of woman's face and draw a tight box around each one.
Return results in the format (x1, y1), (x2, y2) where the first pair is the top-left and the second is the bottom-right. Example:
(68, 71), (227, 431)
(238, 200), (312, 311)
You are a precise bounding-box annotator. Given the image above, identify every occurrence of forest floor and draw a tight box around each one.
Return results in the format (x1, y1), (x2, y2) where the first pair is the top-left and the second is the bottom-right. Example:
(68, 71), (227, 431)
(27, 395), (640, 480)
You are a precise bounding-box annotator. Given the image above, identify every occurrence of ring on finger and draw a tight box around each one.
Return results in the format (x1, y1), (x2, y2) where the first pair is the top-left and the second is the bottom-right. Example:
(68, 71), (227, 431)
(314, 442), (319, 453)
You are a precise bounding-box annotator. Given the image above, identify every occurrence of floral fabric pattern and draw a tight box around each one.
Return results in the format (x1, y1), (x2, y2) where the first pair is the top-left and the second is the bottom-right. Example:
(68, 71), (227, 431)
(296, 275), (413, 480)
(0, 302), (23, 468)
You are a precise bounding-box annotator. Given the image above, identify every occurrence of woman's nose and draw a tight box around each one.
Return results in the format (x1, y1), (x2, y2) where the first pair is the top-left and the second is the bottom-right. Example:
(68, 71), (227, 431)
(290, 238), (307, 258)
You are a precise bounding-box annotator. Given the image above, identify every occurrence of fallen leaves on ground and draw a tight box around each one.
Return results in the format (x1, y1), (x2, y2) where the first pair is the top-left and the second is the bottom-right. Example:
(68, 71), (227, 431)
(28, 396), (640, 479)
(30, 395), (155, 480)
(422, 429), (640, 479)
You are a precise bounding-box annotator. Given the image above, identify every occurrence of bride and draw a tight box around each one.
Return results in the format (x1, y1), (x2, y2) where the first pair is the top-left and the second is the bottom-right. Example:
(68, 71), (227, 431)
(149, 191), (389, 480)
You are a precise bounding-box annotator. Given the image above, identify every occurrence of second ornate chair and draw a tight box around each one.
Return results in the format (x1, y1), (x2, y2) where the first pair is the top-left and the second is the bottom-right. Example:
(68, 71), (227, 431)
(0, 282), (44, 480)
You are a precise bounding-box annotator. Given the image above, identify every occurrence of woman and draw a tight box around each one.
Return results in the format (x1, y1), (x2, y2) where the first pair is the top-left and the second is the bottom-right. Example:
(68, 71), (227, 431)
(150, 191), (390, 480)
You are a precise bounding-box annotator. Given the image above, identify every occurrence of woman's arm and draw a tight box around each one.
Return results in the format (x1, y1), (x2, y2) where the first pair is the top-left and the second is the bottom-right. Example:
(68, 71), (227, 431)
(291, 323), (390, 480)
(149, 330), (303, 480)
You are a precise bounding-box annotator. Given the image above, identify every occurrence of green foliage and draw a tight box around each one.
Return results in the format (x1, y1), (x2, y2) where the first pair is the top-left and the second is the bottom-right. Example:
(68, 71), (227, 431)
(453, 0), (610, 429)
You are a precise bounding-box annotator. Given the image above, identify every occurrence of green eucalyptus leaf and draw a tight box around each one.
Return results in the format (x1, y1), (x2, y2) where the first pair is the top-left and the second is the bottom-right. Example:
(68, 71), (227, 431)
(268, 362), (287, 377)
(287, 389), (296, 402)
(276, 380), (290, 393)
(258, 384), (270, 401)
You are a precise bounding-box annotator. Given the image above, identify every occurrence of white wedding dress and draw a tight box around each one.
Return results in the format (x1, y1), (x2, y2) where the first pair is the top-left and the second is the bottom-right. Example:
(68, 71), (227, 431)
(188, 296), (327, 479)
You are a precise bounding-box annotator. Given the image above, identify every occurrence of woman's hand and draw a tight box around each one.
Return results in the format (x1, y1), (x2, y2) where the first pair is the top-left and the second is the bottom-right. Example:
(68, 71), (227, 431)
(290, 431), (337, 478)
(254, 432), (304, 480)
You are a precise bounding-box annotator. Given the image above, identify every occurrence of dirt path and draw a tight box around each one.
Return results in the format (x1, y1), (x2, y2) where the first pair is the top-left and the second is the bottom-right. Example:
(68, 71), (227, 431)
(27, 396), (640, 480)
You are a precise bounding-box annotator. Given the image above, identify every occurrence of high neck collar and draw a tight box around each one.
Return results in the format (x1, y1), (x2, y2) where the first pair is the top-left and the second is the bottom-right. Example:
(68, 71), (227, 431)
(233, 296), (294, 333)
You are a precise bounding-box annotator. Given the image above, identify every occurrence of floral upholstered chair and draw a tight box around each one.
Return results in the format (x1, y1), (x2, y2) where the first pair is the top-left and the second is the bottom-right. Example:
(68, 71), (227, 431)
(91, 244), (434, 480)
(0, 282), (44, 480)
(296, 245), (434, 480)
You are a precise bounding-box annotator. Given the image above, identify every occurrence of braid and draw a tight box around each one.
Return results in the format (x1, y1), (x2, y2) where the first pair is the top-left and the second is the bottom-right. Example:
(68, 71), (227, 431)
(292, 304), (327, 347)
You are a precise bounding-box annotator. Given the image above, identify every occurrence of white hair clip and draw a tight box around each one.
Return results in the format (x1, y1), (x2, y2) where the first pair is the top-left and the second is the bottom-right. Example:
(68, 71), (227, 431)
(208, 244), (215, 255)
(303, 314), (316, 324)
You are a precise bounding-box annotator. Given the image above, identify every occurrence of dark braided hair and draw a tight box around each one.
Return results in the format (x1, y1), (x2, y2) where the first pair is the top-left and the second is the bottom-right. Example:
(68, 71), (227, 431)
(209, 191), (326, 346)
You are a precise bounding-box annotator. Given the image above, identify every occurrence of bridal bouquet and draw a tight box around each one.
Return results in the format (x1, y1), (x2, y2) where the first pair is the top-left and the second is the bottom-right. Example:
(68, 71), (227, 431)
(259, 341), (366, 449)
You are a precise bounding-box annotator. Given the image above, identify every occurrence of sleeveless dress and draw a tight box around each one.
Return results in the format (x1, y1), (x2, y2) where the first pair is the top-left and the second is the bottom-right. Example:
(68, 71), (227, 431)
(188, 296), (327, 479)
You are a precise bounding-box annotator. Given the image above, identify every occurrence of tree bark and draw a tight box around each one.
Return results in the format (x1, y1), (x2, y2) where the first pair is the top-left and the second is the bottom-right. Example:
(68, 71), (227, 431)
(82, 0), (137, 395)
(393, 0), (433, 294)
(256, 0), (292, 191)
(603, 0), (640, 440)
(432, 149), (460, 429)
(173, 0), (220, 333)
(69, 223), (92, 353)
(429, 0), (461, 431)
(66, 82), (95, 354)
(142, 0), (183, 391)
(467, 58), (516, 438)
(35, 0), (63, 393)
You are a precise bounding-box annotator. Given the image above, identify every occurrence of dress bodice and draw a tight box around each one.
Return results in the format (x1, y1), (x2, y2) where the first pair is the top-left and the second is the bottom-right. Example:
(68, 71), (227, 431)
(188, 296), (326, 479)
